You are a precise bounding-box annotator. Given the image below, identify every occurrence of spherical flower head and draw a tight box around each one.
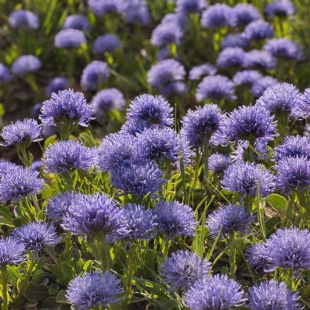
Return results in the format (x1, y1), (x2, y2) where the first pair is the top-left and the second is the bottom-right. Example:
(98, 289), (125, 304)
(221, 161), (276, 197)
(176, 0), (207, 15)
(0, 64), (12, 84)
(233, 4), (262, 26)
(88, 0), (125, 16)
(0, 119), (42, 146)
(184, 274), (246, 310)
(154, 201), (197, 238)
(244, 20), (274, 41)
(151, 23), (183, 47)
(81, 61), (110, 92)
(196, 75), (236, 102)
(39, 89), (92, 127)
(126, 94), (173, 128)
(124, 0), (151, 26)
(201, 4), (236, 28)
(265, 227), (310, 271)
(9, 10), (39, 29)
(43, 140), (95, 174)
(0, 160), (19, 177)
(233, 70), (262, 87)
(263, 38), (304, 61)
(160, 250), (211, 292)
(0, 238), (25, 267)
(251, 77), (279, 98)
(120, 119), (150, 136)
(221, 33), (250, 49)
(161, 82), (188, 98)
(161, 13), (189, 29)
(147, 59), (186, 89)
(248, 280), (301, 310)
(93, 34), (120, 55)
(54, 29), (86, 49)
(178, 133), (195, 169)
(265, 0), (295, 18)
(46, 77), (69, 98)
(67, 271), (124, 309)
(246, 243), (268, 275)
(189, 64), (216, 81)
(243, 50), (276, 70)
(216, 47), (245, 68)
(11, 55), (41, 77)
(208, 153), (231, 173)
(62, 14), (90, 31)
(296, 88), (310, 119)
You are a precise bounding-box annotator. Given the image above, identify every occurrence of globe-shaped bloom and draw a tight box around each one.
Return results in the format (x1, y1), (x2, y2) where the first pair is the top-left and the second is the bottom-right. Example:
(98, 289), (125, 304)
(88, 0), (125, 16)
(67, 271), (124, 309)
(295, 88), (310, 119)
(265, 227), (310, 271)
(251, 76), (279, 98)
(161, 82), (188, 98)
(160, 250), (211, 292)
(93, 34), (120, 54)
(243, 50), (276, 70)
(161, 13), (188, 29)
(62, 14), (90, 31)
(124, 0), (151, 26)
(54, 29), (86, 49)
(265, 0), (295, 18)
(0, 160), (19, 176)
(40, 89), (93, 127)
(244, 20), (274, 41)
(0, 238), (25, 267)
(176, 0), (207, 15)
(208, 153), (231, 173)
(233, 4), (261, 26)
(233, 70), (262, 86)
(184, 274), (246, 310)
(0, 119), (42, 146)
(9, 10), (39, 29)
(151, 23), (183, 47)
(216, 47), (245, 68)
(189, 64), (216, 81)
(246, 243), (268, 275)
(248, 280), (301, 310)
(46, 77), (69, 98)
(221, 33), (250, 49)
(0, 64), (12, 84)
(221, 161), (276, 197)
(201, 4), (236, 28)
(196, 75), (236, 102)
(11, 55), (41, 77)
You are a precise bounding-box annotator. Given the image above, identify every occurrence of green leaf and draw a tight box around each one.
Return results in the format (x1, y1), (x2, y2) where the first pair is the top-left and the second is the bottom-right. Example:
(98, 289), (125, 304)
(48, 264), (63, 278)
(83, 260), (93, 272)
(0, 205), (12, 221)
(266, 194), (288, 216)
(61, 262), (74, 280)
(48, 284), (60, 296)
(41, 184), (52, 200)
(44, 134), (57, 150)
(24, 282), (49, 301)
(56, 290), (69, 304)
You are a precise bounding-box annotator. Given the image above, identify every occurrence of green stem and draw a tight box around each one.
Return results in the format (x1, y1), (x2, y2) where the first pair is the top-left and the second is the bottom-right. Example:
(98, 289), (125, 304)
(94, 233), (111, 272)
(202, 137), (210, 189)
(21, 199), (36, 222)
(228, 233), (236, 279)
(1, 266), (8, 310)
(65, 232), (72, 258)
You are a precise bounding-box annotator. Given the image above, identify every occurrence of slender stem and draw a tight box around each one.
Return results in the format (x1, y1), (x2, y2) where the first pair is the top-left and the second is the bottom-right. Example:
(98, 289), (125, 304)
(202, 137), (210, 189)
(65, 232), (72, 258)
(228, 233), (236, 279)
(1, 266), (8, 310)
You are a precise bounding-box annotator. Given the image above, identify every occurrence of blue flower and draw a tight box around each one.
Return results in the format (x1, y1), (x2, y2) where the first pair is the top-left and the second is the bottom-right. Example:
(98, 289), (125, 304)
(0, 238), (25, 267)
(151, 23), (183, 47)
(161, 82), (188, 97)
(296, 88), (310, 119)
(201, 4), (236, 28)
(221, 33), (250, 49)
(157, 47), (179, 61)
(93, 34), (121, 54)
(175, 0), (207, 15)
(246, 243), (268, 275)
(243, 50), (276, 70)
(43, 140), (95, 174)
(0, 160), (19, 177)
(154, 201), (197, 238)
(81, 61), (110, 92)
(147, 59), (186, 89)
(189, 64), (217, 81)
(208, 153), (231, 173)
(244, 20), (274, 41)
(11, 55), (41, 77)
(184, 274), (246, 310)
(233, 4), (261, 26)
(221, 161), (276, 197)
(46, 77), (69, 98)
(251, 76), (279, 98)
(161, 13), (188, 29)
(66, 271), (124, 309)
(248, 280), (301, 310)
(196, 75), (236, 102)
(62, 14), (90, 31)
(216, 47), (245, 68)
(0, 119), (42, 146)
(233, 70), (262, 86)
(265, 227), (310, 271)
(54, 29), (86, 49)
(40, 89), (93, 127)
(124, 0), (151, 26)
(265, 0), (295, 18)
(12, 222), (61, 251)
(160, 250), (211, 292)
(9, 10), (39, 29)
(0, 64), (12, 84)
(88, 0), (125, 16)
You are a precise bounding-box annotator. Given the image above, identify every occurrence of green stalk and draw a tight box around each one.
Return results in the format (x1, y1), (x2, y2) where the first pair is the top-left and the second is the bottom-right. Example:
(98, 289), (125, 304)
(1, 266), (8, 310)
(228, 233), (236, 279)
(94, 233), (111, 272)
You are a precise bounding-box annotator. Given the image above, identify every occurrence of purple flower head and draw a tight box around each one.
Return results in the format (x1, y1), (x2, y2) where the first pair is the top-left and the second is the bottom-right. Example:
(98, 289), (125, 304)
(246, 243), (268, 275)
(126, 94), (173, 127)
(296, 88), (310, 119)
(263, 38), (304, 61)
(243, 50), (276, 70)
(66, 271), (124, 309)
(43, 140), (95, 174)
(216, 47), (245, 68)
(9, 10), (39, 29)
(147, 60), (186, 89)
(0, 119), (42, 146)
(124, 0), (151, 26)
(46, 77), (69, 98)
(244, 20), (274, 41)
(151, 23), (183, 47)
(40, 89), (92, 127)
(54, 29), (86, 49)
(189, 64), (216, 81)
(88, 0), (125, 16)
(31, 160), (42, 172)
(233, 70), (262, 87)
(248, 280), (301, 310)
(62, 14), (90, 31)
(176, 0), (207, 15)
(0, 160), (18, 176)
(221, 33), (250, 49)
(157, 47), (179, 61)
(233, 4), (261, 26)
(221, 161), (276, 197)
(265, 0), (295, 18)
(251, 76), (279, 98)
(208, 153), (231, 173)
(154, 201), (197, 238)
(0, 64), (12, 84)
(12, 222), (61, 252)
(161, 81), (188, 97)
(161, 13), (188, 29)
(179, 133), (195, 168)
(201, 4), (236, 28)
(0, 238), (25, 267)
(120, 119), (149, 136)
(160, 250), (211, 292)
(11, 55), (41, 77)
(196, 75), (236, 102)
(265, 227), (310, 271)
(184, 274), (246, 310)
(93, 34), (121, 54)
(207, 204), (254, 238)
(81, 61), (110, 92)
